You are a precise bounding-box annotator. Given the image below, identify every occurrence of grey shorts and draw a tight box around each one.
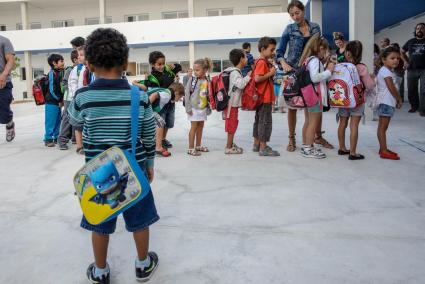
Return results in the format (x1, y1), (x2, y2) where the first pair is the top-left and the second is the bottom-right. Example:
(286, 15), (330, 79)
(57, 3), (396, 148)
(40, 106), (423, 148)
(338, 104), (365, 117)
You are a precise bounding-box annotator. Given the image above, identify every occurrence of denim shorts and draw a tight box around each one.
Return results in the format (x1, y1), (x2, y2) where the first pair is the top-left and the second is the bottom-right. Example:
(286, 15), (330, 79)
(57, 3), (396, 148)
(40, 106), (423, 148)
(338, 104), (365, 117)
(308, 102), (322, 113)
(159, 103), (175, 129)
(80, 190), (160, 235)
(377, 104), (395, 117)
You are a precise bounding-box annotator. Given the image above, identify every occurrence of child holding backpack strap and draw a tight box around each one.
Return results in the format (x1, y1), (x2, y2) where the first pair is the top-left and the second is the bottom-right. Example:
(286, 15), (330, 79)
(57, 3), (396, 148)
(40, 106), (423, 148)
(223, 49), (251, 154)
(68, 28), (159, 283)
(376, 46), (403, 160)
(185, 58), (212, 156)
(252, 37), (280, 157)
(337, 40), (376, 160)
(299, 34), (335, 159)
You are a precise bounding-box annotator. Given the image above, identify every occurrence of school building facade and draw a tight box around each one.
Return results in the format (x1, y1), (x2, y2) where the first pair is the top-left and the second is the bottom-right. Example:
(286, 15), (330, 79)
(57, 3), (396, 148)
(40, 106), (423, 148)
(0, 0), (424, 101)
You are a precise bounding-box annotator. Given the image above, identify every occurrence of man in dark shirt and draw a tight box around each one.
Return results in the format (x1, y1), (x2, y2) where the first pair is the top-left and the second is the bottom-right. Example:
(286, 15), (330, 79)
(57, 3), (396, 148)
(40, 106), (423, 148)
(401, 23), (425, 115)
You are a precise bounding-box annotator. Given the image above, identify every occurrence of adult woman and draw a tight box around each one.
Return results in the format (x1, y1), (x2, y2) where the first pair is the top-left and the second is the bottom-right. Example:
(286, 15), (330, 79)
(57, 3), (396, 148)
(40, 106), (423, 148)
(276, 0), (333, 152)
(333, 32), (347, 63)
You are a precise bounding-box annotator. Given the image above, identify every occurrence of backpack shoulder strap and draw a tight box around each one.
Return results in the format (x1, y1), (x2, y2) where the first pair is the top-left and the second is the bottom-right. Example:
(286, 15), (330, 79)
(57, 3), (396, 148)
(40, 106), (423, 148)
(190, 77), (198, 95)
(130, 85), (141, 156)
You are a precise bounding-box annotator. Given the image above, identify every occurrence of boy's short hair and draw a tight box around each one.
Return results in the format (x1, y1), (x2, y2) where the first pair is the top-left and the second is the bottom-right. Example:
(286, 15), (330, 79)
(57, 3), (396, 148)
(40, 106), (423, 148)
(70, 36), (85, 48)
(70, 50), (79, 63)
(258, 37), (277, 52)
(242, 42), (251, 50)
(149, 51), (165, 65)
(229, 49), (245, 66)
(168, 82), (185, 95)
(85, 28), (129, 69)
(47, 54), (64, 68)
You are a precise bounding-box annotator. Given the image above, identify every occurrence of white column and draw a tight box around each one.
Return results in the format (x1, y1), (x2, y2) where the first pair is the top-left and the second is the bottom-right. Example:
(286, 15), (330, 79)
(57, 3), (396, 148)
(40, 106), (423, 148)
(310, 0), (322, 28)
(188, 0), (195, 68)
(99, 0), (106, 24)
(20, 1), (32, 99)
(350, 0), (375, 120)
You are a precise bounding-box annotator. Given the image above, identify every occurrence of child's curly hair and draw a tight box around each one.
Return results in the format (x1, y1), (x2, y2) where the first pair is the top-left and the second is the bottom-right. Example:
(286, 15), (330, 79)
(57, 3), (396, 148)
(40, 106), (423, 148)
(85, 28), (129, 69)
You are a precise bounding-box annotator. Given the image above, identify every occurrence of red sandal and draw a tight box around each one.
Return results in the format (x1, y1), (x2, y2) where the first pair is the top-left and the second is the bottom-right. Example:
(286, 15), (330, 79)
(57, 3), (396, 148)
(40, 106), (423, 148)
(156, 148), (171, 157)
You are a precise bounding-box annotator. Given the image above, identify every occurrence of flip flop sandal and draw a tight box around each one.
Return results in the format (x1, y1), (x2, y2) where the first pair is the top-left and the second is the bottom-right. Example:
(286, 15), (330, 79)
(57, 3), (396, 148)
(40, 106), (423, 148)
(76, 147), (85, 155)
(187, 148), (201, 156)
(156, 149), (171, 157)
(195, 146), (209, 152)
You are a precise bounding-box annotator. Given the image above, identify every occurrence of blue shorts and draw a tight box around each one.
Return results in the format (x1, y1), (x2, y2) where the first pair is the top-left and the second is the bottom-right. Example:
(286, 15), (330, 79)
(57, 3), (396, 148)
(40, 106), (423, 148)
(377, 104), (395, 117)
(338, 104), (365, 117)
(80, 190), (159, 235)
(159, 103), (175, 129)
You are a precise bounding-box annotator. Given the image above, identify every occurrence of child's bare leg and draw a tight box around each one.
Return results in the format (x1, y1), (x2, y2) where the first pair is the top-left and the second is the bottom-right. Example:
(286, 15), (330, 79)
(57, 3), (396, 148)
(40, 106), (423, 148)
(377, 116), (390, 153)
(133, 228), (149, 261)
(288, 108), (297, 136)
(75, 130), (83, 149)
(302, 109), (309, 145)
(338, 117), (349, 151)
(226, 133), (235, 149)
(92, 232), (109, 269)
(259, 141), (267, 151)
(189, 122), (197, 149)
(156, 128), (164, 151)
(349, 116), (361, 155)
(162, 128), (168, 140)
(306, 112), (320, 145)
(195, 121), (204, 147)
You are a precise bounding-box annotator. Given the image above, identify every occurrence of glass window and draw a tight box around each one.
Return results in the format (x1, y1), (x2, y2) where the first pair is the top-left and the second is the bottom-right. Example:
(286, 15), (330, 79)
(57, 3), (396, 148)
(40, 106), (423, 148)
(20, 67), (26, 81)
(179, 61), (190, 72)
(16, 23), (22, 30)
(248, 5), (282, 14)
(33, 68), (44, 80)
(212, 60), (222, 73)
(207, 8), (233, 17)
(222, 60), (232, 70)
(221, 9), (234, 16)
(162, 11), (188, 19)
(30, 22), (42, 29)
(0, 25), (6, 31)
(207, 10), (219, 17)
(126, 14), (149, 22)
(51, 20), (74, 28)
(85, 17), (100, 25)
(138, 63), (150, 76)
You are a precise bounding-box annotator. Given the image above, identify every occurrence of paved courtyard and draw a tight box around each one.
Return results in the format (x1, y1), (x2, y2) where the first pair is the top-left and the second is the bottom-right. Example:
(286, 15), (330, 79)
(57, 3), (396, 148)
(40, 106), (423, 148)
(1, 101), (425, 284)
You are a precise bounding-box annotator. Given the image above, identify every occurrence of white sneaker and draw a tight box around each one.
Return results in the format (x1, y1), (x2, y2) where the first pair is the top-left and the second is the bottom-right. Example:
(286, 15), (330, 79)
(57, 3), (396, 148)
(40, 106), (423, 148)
(301, 146), (326, 159)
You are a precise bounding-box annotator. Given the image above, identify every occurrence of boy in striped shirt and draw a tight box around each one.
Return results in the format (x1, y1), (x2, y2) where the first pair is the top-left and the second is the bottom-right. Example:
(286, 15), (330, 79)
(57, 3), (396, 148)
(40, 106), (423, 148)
(68, 28), (159, 284)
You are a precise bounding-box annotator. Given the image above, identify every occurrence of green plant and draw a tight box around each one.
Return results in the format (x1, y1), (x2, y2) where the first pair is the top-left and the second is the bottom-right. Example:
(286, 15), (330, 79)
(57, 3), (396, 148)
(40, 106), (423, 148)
(11, 57), (21, 78)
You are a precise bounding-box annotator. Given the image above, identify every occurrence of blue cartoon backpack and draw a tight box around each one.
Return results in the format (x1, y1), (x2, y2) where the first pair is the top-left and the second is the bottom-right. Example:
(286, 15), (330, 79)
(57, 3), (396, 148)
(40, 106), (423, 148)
(73, 86), (152, 225)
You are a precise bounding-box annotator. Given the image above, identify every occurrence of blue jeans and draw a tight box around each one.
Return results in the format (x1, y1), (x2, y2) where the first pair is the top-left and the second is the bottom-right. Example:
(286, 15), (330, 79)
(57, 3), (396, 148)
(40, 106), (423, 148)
(44, 103), (61, 142)
(81, 190), (159, 235)
(0, 82), (13, 124)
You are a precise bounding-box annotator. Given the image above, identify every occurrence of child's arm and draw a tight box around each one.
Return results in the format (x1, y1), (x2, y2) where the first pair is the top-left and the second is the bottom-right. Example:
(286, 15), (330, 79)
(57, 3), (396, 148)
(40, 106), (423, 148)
(357, 65), (376, 91)
(132, 80), (148, 91)
(184, 79), (193, 115)
(231, 71), (251, 89)
(68, 67), (78, 97)
(308, 58), (332, 83)
(148, 92), (159, 104)
(140, 103), (156, 183)
(254, 61), (276, 83)
(384, 76), (402, 108)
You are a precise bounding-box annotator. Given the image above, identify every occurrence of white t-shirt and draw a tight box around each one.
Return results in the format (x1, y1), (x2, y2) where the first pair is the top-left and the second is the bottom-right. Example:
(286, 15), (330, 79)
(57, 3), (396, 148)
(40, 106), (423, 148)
(376, 66), (396, 107)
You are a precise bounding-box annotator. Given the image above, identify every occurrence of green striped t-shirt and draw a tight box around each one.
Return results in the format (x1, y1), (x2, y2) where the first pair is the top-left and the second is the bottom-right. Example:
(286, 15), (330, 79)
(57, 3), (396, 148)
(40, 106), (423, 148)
(68, 78), (156, 169)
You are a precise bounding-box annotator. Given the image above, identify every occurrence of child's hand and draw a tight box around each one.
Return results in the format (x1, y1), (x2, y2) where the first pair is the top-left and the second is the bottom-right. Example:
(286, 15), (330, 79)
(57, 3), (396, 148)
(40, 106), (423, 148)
(269, 66), (277, 77)
(326, 62), (335, 72)
(147, 168), (154, 183)
(281, 62), (293, 72)
(396, 98), (403, 109)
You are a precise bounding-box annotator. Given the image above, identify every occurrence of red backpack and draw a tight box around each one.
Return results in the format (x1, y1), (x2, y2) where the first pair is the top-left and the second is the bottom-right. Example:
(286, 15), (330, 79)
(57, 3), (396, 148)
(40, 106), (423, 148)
(32, 75), (48, 105)
(209, 69), (241, 112)
(241, 58), (266, 110)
